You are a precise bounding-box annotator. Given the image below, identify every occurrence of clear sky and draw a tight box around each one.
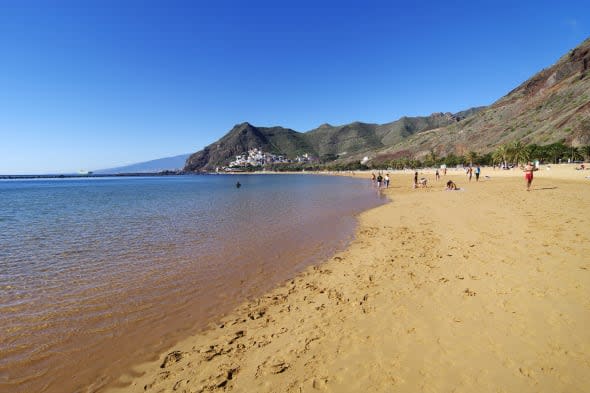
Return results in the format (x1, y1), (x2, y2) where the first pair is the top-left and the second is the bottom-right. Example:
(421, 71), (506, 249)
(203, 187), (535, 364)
(1, 0), (589, 174)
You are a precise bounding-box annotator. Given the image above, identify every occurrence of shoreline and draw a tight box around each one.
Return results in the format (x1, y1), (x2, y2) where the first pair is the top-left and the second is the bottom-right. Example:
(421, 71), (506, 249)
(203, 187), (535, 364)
(105, 166), (589, 392)
(1, 174), (382, 393)
(4, 162), (586, 180)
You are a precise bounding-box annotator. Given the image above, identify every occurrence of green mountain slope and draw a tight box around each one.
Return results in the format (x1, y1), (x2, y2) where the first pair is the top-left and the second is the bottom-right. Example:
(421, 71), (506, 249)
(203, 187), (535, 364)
(185, 112), (473, 171)
(302, 122), (382, 159)
(185, 123), (316, 171)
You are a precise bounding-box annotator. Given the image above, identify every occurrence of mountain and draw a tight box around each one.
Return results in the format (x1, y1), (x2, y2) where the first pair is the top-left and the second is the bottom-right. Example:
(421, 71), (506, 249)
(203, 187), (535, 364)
(185, 38), (590, 171)
(375, 37), (590, 161)
(184, 112), (475, 171)
(184, 123), (316, 171)
(303, 109), (483, 161)
(95, 153), (190, 174)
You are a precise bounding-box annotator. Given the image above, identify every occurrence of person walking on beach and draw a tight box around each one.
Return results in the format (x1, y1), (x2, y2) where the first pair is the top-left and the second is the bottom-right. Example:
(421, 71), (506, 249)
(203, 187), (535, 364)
(414, 171), (418, 188)
(467, 167), (473, 182)
(475, 165), (481, 182)
(377, 173), (383, 188)
(385, 173), (390, 188)
(435, 169), (440, 181)
(523, 161), (536, 191)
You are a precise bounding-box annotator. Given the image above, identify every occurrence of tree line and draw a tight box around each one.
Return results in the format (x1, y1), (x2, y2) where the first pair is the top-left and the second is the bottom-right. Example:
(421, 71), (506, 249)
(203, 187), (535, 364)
(371, 141), (590, 170)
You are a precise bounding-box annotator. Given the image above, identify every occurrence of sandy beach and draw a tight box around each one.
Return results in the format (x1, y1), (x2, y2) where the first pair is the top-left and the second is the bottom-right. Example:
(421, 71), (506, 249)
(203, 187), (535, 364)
(105, 164), (590, 393)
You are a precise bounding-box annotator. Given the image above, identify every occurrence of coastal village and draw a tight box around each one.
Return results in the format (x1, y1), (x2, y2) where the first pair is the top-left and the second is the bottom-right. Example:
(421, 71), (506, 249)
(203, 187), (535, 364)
(224, 147), (315, 171)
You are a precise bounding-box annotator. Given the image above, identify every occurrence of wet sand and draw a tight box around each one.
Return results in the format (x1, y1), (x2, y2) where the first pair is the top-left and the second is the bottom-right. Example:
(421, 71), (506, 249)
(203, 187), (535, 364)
(106, 164), (590, 393)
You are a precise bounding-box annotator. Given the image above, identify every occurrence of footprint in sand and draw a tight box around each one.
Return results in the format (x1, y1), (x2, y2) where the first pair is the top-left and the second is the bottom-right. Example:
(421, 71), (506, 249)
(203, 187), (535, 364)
(463, 288), (477, 296)
(160, 350), (184, 368)
(256, 359), (290, 377)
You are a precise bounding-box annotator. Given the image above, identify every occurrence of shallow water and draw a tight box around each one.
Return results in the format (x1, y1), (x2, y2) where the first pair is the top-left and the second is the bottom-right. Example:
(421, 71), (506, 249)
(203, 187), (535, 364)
(0, 174), (385, 393)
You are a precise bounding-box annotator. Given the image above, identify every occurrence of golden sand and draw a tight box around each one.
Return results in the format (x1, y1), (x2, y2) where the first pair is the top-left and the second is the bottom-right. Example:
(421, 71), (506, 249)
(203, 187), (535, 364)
(106, 164), (590, 393)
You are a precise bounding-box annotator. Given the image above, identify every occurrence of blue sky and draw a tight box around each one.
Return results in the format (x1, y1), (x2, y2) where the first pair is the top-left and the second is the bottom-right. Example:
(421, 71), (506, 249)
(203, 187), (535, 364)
(1, 0), (588, 174)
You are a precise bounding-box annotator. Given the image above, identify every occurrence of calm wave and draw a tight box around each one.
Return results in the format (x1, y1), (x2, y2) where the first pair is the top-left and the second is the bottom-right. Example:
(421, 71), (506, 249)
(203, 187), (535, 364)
(0, 174), (385, 393)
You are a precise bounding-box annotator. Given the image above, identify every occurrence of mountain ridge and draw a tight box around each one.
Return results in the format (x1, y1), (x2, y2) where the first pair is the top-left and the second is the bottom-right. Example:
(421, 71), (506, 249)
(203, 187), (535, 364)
(184, 110), (476, 171)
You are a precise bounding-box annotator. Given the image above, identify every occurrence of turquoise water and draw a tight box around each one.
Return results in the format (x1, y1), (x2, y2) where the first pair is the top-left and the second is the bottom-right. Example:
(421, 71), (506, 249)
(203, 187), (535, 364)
(0, 174), (384, 393)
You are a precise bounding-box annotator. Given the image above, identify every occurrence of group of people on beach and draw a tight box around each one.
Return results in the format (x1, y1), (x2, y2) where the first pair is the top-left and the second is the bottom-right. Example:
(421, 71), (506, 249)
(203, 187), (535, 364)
(371, 172), (390, 188)
(370, 162), (540, 192)
(465, 165), (481, 182)
(413, 171), (428, 188)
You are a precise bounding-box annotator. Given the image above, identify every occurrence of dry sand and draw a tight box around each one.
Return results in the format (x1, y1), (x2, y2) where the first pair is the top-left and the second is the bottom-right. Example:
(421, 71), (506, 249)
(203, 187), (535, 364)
(105, 164), (590, 393)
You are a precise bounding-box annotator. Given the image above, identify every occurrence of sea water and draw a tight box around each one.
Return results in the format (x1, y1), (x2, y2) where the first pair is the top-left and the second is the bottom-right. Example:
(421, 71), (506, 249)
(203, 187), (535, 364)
(0, 174), (384, 393)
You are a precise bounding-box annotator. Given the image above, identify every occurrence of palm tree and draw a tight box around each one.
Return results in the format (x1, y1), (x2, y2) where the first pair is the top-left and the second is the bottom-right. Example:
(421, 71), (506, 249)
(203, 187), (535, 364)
(444, 153), (460, 167)
(545, 142), (568, 164)
(480, 152), (493, 166)
(397, 157), (410, 170)
(510, 141), (530, 166)
(492, 144), (509, 168)
(569, 145), (583, 162)
(526, 144), (541, 162)
(465, 151), (478, 166)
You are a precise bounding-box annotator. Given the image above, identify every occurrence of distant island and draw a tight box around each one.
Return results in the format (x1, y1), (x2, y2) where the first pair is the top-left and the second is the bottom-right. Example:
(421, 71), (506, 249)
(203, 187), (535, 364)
(94, 153), (190, 174)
